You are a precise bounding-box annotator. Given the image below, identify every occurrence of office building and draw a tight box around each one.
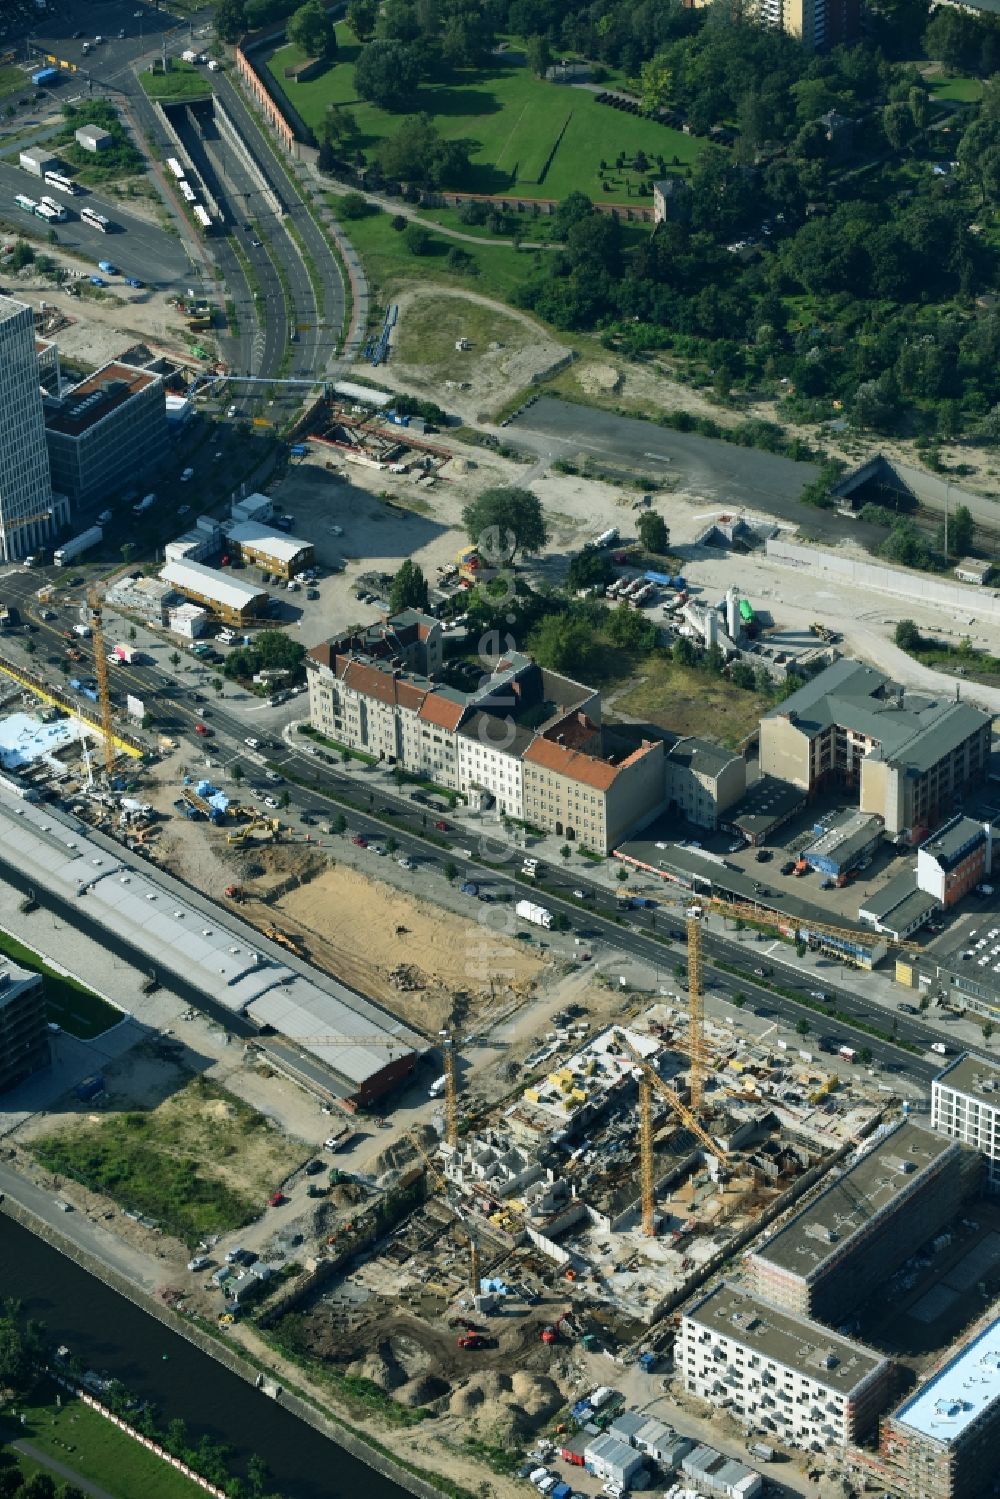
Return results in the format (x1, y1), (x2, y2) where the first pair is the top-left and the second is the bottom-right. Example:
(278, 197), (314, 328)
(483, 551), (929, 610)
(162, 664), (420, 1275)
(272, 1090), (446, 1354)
(932, 1053), (1000, 1192)
(746, 1121), (980, 1322)
(44, 362), (168, 506)
(665, 736), (746, 830)
(917, 816), (992, 907)
(759, 660), (991, 842)
(0, 962), (48, 1093)
(679, 1283), (894, 1450)
(879, 1312), (1000, 1499)
(0, 295), (61, 562)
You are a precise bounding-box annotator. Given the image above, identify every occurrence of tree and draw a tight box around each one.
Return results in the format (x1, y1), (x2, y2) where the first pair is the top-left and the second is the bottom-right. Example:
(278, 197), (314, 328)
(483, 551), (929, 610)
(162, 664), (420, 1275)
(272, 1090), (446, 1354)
(332, 812), (347, 835)
(280, 789), (291, 809)
(984, 1020), (994, 1045)
(337, 191), (374, 219)
(169, 651), (181, 669)
(57, 1486), (87, 1499)
(639, 52), (672, 116)
(566, 549), (614, 591)
(606, 603), (656, 650)
(121, 542), (135, 565)
(0, 1322), (30, 1392)
(346, 0), (379, 39)
(528, 612), (593, 673)
(215, 0), (247, 43)
(860, 1047), (873, 1065)
(247, 1456), (270, 1499)
(403, 222), (432, 255)
(128, 625), (137, 642)
(560, 844), (571, 860)
(0, 1475), (23, 1499)
(795, 1018), (810, 1036)
(940, 503), (973, 559)
(732, 993), (745, 1008)
(883, 101), (916, 152)
(637, 511), (669, 553)
(443, 860), (458, 882)
(525, 34), (551, 78)
(385, 835), (399, 854)
(231, 763), (244, 784)
(551, 911), (570, 931)
(389, 559), (429, 612)
(20, 1475), (55, 1499)
(24, 640), (34, 656)
(378, 114), (472, 189)
(462, 487), (548, 563)
(288, 0), (337, 58)
(354, 40), (421, 110)
(894, 619), (924, 651)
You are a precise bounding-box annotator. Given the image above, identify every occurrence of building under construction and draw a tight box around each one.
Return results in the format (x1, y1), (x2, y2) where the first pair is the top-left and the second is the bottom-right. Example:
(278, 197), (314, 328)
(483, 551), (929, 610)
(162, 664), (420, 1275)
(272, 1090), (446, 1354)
(746, 1121), (982, 1323)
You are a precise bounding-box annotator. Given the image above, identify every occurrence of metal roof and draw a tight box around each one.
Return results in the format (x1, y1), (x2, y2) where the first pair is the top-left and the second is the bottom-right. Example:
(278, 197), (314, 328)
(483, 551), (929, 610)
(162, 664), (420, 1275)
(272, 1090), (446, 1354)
(0, 791), (417, 1089)
(667, 736), (741, 780)
(893, 1315), (1000, 1446)
(919, 815), (989, 870)
(161, 558), (267, 612)
(225, 520), (313, 564)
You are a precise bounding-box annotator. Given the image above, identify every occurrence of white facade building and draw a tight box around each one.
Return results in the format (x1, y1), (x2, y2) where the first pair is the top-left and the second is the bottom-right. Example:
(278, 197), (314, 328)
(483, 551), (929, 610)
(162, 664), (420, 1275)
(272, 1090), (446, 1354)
(932, 1052), (1000, 1191)
(678, 1283), (894, 1450)
(0, 295), (62, 560)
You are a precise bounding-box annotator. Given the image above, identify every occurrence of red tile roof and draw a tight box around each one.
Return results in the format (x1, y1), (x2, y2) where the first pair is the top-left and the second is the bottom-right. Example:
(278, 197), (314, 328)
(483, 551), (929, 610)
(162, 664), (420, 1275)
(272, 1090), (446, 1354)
(523, 737), (620, 791)
(419, 695), (465, 731)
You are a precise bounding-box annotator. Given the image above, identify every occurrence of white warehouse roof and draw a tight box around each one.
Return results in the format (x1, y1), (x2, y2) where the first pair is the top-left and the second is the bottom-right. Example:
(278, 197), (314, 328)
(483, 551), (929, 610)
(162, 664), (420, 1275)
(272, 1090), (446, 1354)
(0, 791), (417, 1091)
(225, 520), (312, 564)
(161, 557), (266, 611)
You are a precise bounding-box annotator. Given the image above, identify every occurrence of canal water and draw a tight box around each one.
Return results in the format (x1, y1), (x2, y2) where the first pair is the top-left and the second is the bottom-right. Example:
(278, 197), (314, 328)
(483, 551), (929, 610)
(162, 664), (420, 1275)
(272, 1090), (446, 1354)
(2, 1216), (410, 1499)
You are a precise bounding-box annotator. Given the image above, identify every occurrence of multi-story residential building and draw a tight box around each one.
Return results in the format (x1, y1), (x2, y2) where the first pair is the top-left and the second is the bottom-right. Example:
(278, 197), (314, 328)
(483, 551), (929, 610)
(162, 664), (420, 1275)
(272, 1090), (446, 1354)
(751, 0), (859, 48)
(44, 361), (168, 506)
(457, 710), (534, 818)
(665, 736), (746, 830)
(746, 1121), (980, 1322)
(759, 660), (991, 842)
(0, 295), (63, 561)
(932, 1053), (1000, 1193)
(916, 816), (992, 907)
(679, 1283), (895, 1451)
(0, 962), (47, 1093)
(878, 1311), (1000, 1499)
(523, 713), (665, 854)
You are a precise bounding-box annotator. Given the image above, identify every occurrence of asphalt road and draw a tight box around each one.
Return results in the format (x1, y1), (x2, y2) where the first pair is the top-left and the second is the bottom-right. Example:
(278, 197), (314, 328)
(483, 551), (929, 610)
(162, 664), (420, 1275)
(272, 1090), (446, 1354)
(0, 566), (943, 1094)
(0, 159), (192, 286)
(506, 398), (822, 519)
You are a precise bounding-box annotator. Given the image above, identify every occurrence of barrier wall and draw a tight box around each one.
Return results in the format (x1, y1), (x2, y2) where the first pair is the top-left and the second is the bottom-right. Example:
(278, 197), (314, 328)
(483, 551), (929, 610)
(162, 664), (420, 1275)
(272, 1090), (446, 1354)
(764, 537), (1000, 624)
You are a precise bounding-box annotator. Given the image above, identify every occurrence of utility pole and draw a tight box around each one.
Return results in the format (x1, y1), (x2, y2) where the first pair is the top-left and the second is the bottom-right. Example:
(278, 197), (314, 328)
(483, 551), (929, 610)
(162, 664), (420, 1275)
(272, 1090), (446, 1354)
(944, 479), (950, 560)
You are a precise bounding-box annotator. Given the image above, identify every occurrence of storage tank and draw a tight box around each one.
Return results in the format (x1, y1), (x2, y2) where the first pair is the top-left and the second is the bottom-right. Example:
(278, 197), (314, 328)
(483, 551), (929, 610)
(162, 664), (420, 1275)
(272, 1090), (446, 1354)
(726, 587), (740, 638)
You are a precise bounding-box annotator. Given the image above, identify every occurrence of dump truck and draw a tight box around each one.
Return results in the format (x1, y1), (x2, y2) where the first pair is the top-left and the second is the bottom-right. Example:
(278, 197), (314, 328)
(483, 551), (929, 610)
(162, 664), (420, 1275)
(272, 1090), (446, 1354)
(515, 899), (553, 930)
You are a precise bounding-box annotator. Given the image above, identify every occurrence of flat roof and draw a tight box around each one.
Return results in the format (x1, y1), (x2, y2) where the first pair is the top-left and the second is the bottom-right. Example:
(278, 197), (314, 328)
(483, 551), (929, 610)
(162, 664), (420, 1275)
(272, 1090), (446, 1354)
(750, 1121), (959, 1282)
(859, 868), (919, 921)
(684, 1283), (890, 1393)
(893, 1315), (1000, 1446)
(877, 887), (939, 936)
(45, 362), (159, 438)
(805, 811), (882, 864)
(934, 1052), (1000, 1107)
(161, 558), (267, 612)
(729, 776), (806, 838)
(920, 815), (989, 870)
(226, 519), (313, 564)
(0, 791), (417, 1090)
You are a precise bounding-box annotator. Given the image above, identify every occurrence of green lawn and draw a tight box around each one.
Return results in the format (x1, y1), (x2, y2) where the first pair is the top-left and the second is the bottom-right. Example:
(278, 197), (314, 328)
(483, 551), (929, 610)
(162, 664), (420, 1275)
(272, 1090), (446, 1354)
(928, 74), (983, 103)
(2, 1387), (205, 1499)
(0, 64), (26, 99)
(0, 927), (119, 1038)
(330, 196), (540, 300)
(139, 60), (213, 102)
(269, 29), (701, 200)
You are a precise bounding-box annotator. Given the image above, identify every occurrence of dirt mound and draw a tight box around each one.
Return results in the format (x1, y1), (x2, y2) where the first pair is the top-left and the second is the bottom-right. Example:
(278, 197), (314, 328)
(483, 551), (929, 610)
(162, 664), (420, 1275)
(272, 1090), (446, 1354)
(510, 1372), (561, 1418)
(467, 1403), (533, 1449)
(396, 1373), (449, 1407)
(577, 362), (622, 394)
(368, 1124), (438, 1179)
(346, 1351), (406, 1391)
(448, 1384), (486, 1416)
(329, 1182), (365, 1209)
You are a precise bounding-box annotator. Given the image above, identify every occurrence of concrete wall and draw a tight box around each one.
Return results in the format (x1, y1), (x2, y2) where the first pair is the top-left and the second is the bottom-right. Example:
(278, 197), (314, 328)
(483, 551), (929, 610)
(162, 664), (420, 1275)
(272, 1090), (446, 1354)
(759, 711), (812, 790)
(765, 538), (1000, 624)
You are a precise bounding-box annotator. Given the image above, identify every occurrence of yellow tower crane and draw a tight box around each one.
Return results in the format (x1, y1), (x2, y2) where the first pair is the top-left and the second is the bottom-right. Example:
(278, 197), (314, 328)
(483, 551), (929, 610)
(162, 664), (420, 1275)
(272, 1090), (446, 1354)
(618, 1034), (732, 1238)
(87, 585), (115, 776)
(442, 1030), (459, 1148)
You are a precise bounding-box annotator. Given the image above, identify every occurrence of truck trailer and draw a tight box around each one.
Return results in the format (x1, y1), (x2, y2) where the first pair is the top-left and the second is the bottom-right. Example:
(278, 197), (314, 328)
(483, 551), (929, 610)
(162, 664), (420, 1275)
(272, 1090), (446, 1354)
(53, 525), (102, 566)
(515, 899), (553, 930)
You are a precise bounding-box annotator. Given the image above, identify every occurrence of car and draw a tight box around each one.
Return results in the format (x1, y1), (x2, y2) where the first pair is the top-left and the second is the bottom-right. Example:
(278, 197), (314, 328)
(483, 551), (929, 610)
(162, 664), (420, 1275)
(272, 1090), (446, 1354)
(264, 796), (278, 809)
(306, 588), (320, 600)
(434, 819), (450, 831)
(118, 27), (126, 38)
(195, 722), (210, 736)
(89, 275), (106, 287)
(244, 737), (261, 749)
(227, 404), (238, 418)
(820, 878), (835, 890)
(269, 1191), (285, 1207)
(755, 849), (772, 862)
(180, 467), (194, 482)
(728, 840), (743, 853)
(753, 966), (772, 977)
(125, 277), (144, 289)
(517, 1464), (536, 1481)
(305, 1159), (324, 1175)
(528, 1470), (549, 1487)
(178, 504), (190, 516)
(265, 771), (283, 783)
(352, 834), (368, 847)
(897, 1002), (918, 1014)
(398, 856), (414, 870)
(300, 812), (317, 826)
(810, 989), (829, 1001)
(781, 860), (796, 875)
(188, 1255), (211, 1271)
(250, 237), (262, 248)
(572, 888), (588, 900)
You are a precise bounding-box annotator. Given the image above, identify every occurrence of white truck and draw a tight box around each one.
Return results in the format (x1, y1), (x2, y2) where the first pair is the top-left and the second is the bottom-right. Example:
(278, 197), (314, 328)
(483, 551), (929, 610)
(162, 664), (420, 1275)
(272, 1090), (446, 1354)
(53, 525), (102, 566)
(516, 898), (553, 930)
(428, 1074), (448, 1099)
(586, 527), (619, 551)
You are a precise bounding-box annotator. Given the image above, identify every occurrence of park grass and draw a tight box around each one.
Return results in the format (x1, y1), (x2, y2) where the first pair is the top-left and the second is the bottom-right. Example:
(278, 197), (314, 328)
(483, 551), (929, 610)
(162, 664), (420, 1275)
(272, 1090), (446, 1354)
(268, 29), (701, 200)
(0, 64), (25, 99)
(928, 74), (983, 103)
(2, 1385), (206, 1499)
(329, 196), (539, 301)
(0, 927), (119, 1038)
(30, 1074), (309, 1246)
(393, 292), (559, 380)
(596, 649), (770, 748)
(139, 61), (213, 103)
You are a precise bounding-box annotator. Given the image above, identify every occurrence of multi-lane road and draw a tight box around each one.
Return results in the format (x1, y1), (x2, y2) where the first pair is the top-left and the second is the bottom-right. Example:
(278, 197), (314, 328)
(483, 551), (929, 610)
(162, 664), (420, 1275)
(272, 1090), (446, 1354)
(0, 565), (945, 1091)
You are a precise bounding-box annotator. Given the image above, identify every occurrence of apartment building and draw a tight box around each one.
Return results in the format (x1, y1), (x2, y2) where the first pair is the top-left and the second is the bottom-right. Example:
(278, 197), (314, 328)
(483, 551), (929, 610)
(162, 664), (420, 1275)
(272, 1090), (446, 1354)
(932, 1053), (1000, 1193)
(751, 0), (859, 48)
(665, 736), (746, 830)
(0, 963), (47, 1093)
(759, 660), (991, 842)
(0, 295), (62, 562)
(679, 1283), (894, 1451)
(523, 715), (665, 854)
(879, 1312), (1000, 1499)
(917, 816), (992, 907)
(746, 1121), (980, 1322)
(457, 710), (534, 818)
(44, 361), (167, 505)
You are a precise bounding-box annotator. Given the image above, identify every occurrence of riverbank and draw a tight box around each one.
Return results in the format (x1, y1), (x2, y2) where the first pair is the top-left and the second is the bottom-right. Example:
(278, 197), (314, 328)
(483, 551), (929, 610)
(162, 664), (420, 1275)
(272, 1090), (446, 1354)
(0, 1189), (489, 1499)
